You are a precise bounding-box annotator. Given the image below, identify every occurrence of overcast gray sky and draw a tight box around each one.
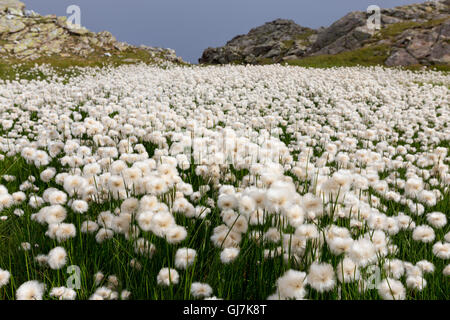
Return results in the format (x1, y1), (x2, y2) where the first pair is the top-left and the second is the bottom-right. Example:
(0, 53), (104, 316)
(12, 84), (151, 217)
(26, 0), (421, 63)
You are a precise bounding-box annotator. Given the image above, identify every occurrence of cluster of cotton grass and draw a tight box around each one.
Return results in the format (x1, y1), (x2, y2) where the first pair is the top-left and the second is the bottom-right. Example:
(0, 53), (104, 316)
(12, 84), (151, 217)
(0, 63), (448, 300)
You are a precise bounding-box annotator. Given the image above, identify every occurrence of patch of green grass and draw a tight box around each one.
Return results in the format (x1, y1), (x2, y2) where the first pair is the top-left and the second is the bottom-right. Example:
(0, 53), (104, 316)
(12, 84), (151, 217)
(285, 45), (390, 68)
(294, 30), (316, 42)
(414, 80), (450, 89)
(377, 21), (422, 39)
(375, 18), (448, 40)
(281, 40), (295, 49)
(256, 57), (276, 65)
(0, 47), (188, 81)
(427, 65), (450, 72)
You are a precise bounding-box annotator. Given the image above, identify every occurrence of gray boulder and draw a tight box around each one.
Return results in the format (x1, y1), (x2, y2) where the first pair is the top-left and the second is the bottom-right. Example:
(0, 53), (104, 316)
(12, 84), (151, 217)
(311, 12), (366, 52)
(199, 19), (316, 64)
(385, 48), (419, 66)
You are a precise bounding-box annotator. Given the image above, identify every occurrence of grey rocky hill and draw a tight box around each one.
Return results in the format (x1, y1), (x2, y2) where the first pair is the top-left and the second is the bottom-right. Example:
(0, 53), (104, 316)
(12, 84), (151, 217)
(0, 0), (185, 64)
(199, 0), (450, 67)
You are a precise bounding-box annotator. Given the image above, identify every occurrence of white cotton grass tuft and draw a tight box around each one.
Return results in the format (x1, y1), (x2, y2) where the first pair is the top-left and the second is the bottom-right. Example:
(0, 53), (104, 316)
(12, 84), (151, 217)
(47, 246), (67, 270)
(40, 168), (56, 183)
(276, 269), (308, 299)
(48, 190), (67, 205)
(121, 290), (132, 300)
(175, 248), (197, 269)
(443, 265), (450, 276)
(426, 212), (447, 229)
(96, 228), (114, 243)
(383, 259), (405, 279)
(16, 280), (46, 300)
(150, 211), (176, 237)
(81, 220), (99, 233)
(50, 286), (77, 300)
(0, 269), (10, 288)
(412, 225), (435, 243)
(220, 247), (240, 264)
(307, 262), (336, 293)
(336, 257), (360, 283)
(444, 231), (450, 243)
(0, 62), (449, 300)
(90, 286), (118, 300)
(190, 282), (213, 298)
(416, 260), (435, 274)
(71, 200), (89, 214)
(157, 268), (179, 286)
(165, 225), (188, 244)
(348, 239), (377, 267)
(432, 242), (450, 260)
(406, 276), (427, 291)
(377, 278), (406, 300)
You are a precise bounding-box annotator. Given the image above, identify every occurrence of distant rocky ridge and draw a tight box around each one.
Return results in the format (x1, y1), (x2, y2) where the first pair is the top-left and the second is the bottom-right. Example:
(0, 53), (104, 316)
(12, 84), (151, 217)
(201, 19), (319, 65)
(0, 0), (185, 64)
(199, 0), (450, 67)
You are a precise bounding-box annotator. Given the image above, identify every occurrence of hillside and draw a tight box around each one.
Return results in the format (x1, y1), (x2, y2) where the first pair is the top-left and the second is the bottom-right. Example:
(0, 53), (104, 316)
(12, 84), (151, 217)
(0, 0), (186, 78)
(199, 0), (450, 68)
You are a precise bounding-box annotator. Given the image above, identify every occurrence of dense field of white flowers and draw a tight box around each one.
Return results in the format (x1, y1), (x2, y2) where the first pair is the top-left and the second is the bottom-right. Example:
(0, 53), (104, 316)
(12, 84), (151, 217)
(0, 64), (449, 300)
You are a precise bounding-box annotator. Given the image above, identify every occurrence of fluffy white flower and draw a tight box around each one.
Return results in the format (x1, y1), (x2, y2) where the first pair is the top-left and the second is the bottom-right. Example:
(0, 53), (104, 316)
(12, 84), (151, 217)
(175, 247), (197, 269)
(377, 278), (405, 300)
(157, 268), (179, 286)
(71, 200), (89, 214)
(220, 247), (240, 264)
(0, 269), (10, 288)
(348, 239), (377, 267)
(336, 257), (360, 283)
(16, 280), (46, 300)
(190, 282), (213, 298)
(276, 269), (308, 299)
(412, 225), (435, 243)
(47, 246), (67, 270)
(307, 262), (336, 293)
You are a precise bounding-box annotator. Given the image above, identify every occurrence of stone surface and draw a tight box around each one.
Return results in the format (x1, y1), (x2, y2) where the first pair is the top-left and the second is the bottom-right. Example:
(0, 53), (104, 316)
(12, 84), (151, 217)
(0, 0), (24, 12)
(385, 48), (419, 66)
(311, 11), (366, 52)
(199, 19), (317, 64)
(0, 0), (186, 64)
(429, 41), (450, 64)
(0, 16), (25, 33)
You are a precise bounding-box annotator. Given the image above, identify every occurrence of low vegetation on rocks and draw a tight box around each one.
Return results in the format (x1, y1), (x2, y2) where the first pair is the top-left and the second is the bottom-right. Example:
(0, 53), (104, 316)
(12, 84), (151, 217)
(0, 0), (186, 78)
(199, 0), (450, 69)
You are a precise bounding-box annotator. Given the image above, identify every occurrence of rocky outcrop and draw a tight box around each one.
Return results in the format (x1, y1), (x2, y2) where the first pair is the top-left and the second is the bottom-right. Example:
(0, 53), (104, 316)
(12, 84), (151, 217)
(310, 12), (367, 54)
(199, 19), (317, 64)
(387, 20), (450, 66)
(199, 0), (450, 67)
(0, 0), (24, 13)
(0, 0), (185, 64)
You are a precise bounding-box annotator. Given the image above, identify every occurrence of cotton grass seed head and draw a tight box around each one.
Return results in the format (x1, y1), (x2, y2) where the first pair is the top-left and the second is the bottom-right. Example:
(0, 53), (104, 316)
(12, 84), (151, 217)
(157, 268), (179, 286)
(190, 282), (213, 298)
(47, 246), (67, 270)
(307, 262), (336, 293)
(16, 280), (46, 300)
(0, 269), (10, 288)
(220, 247), (240, 264)
(175, 247), (197, 269)
(276, 269), (308, 299)
(377, 278), (405, 300)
